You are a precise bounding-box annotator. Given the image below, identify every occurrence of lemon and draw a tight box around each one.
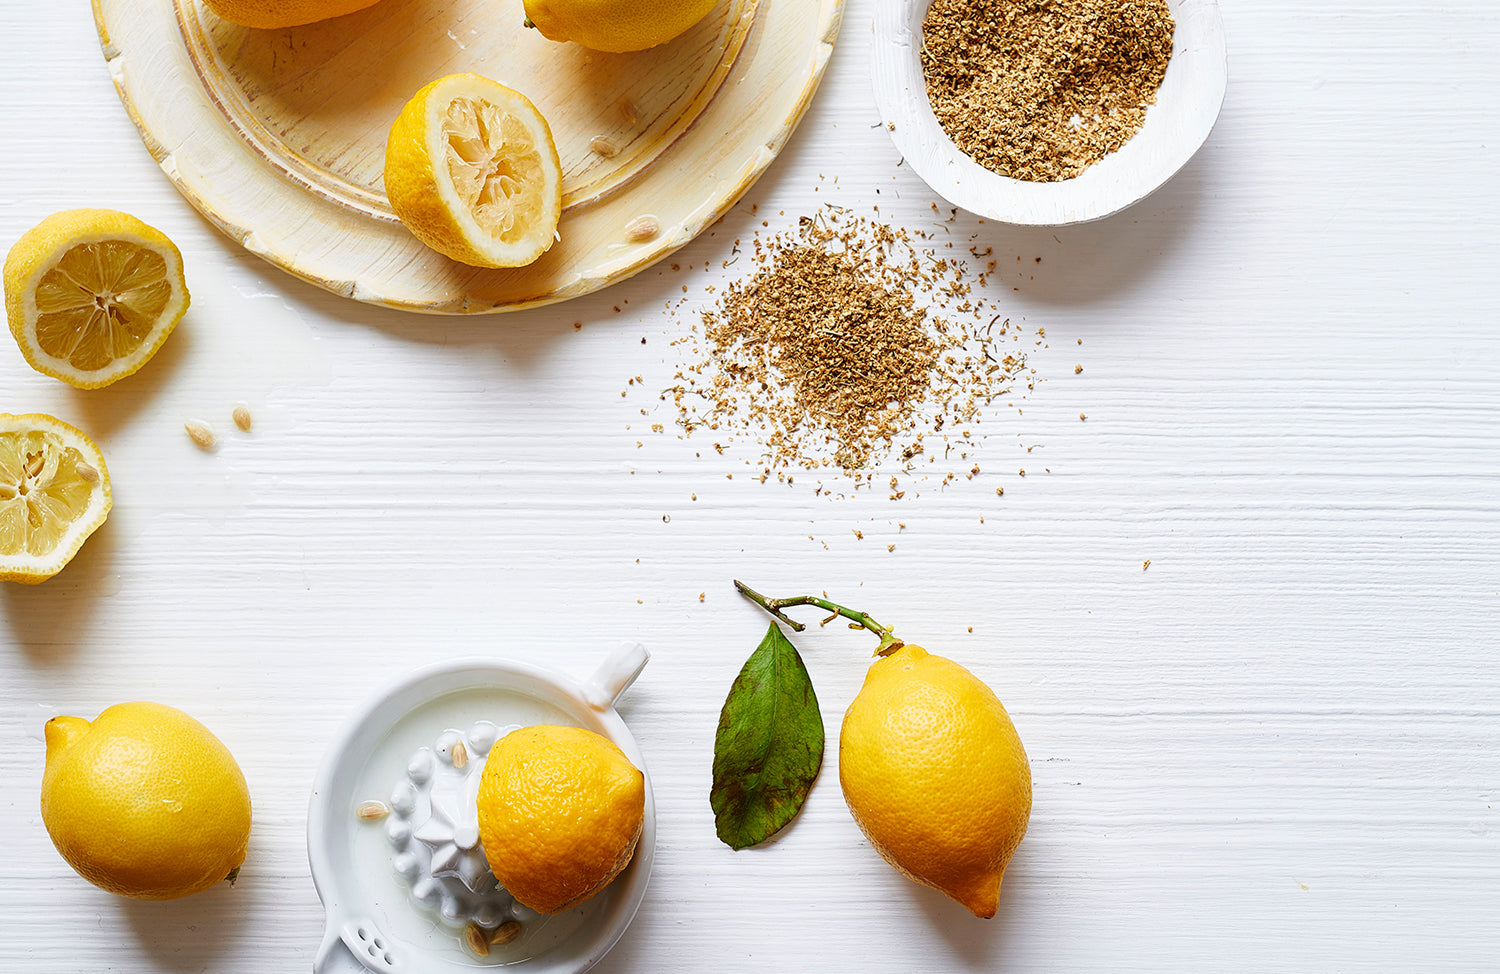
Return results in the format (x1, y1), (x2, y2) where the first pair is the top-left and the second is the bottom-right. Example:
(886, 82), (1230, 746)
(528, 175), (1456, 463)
(384, 74), (563, 269)
(476, 725), (645, 914)
(839, 644), (1031, 918)
(5, 209), (188, 390)
(524, 0), (720, 53)
(41, 702), (252, 900)
(201, 0), (382, 29)
(0, 414), (111, 585)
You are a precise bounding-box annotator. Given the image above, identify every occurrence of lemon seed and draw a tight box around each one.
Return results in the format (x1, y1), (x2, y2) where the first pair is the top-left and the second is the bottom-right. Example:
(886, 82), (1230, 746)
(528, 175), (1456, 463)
(489, 920), (522, 946)
(625, 216), (660, 243)
(75, 461), (100, 484)
(590, 136), (620, 158)
(184, 420), (216, 450)
(232, 402), (253, 431)
(451, 740), (468, 769)
(464, 923), (490, 956)
(356, 800), (390, 821)
(617, 98), (638, 125)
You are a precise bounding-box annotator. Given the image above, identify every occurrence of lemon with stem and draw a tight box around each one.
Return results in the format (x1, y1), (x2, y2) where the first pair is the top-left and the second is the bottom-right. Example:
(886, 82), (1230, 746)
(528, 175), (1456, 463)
(735, 580), (1031, 919)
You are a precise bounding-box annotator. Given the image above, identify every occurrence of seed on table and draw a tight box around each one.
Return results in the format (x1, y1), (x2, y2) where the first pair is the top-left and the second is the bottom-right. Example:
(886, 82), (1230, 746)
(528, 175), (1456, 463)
(232, 402), (253, 431)
(590, 136), (620, 158)
(464, 923), (490, 956)
(184, 420), (216, 450)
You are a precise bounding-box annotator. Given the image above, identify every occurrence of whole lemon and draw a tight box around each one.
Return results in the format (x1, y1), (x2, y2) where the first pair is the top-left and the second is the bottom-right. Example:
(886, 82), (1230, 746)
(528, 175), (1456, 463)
(200, 0), (383, 29)
(477, 725), (645, 914)
(523, 0), (720, 53)
(839, 645), (1030, 918)
(40, 702), (252, 900)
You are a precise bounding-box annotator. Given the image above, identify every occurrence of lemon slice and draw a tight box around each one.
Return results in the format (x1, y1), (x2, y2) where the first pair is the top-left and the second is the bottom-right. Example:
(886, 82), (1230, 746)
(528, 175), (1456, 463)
(0, 414), (111, 584)
(4, 209), (189, 390)
(384, 74), (563, 269)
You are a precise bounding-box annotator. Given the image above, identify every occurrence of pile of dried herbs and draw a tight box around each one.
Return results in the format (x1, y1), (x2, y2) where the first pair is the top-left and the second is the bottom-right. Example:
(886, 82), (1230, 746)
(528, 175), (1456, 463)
(664, 207), (1034, 497)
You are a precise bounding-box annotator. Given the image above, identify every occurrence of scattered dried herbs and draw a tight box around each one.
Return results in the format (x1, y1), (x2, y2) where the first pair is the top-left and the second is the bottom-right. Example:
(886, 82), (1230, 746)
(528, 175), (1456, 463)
(922, 0), (1175, 181)
(710, 620), (824, 850)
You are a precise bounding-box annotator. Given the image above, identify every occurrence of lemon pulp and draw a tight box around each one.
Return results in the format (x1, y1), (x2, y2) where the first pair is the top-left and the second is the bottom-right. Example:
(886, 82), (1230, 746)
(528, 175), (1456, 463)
(445, 97), (549, 246)
(384, 74), (562, 269)
(33, 240), (172, 372)
(0, 416), (111, 583)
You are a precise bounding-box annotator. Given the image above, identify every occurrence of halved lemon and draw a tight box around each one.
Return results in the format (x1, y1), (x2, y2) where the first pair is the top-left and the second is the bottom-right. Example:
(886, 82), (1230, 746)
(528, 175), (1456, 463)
(384, 74), (563, 269)
(0, 414), (111, 584)
(4, 209), (189, 390)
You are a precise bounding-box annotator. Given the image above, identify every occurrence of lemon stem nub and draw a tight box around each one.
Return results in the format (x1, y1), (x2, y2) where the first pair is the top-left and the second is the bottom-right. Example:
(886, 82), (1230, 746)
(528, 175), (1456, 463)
(732, 580), (904, 655)
(523, 16), (535, 28)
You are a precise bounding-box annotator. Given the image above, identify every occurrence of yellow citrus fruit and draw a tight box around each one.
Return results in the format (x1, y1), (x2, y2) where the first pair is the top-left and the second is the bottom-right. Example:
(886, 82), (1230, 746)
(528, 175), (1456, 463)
(839, 644), (1031, 918)
(4, 209), (188, 390)
(40, 702), (252, 900)
(476, 725), (645, 914)
(524, 0), (720, 52)
(0, 414), (111, 585)
(384, 74), (563, 269)
(200, 0), (382, 29)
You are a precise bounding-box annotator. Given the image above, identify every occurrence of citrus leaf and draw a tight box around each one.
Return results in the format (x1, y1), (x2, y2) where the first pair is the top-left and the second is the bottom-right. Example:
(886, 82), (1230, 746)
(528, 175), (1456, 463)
(711, 621), (824, 850)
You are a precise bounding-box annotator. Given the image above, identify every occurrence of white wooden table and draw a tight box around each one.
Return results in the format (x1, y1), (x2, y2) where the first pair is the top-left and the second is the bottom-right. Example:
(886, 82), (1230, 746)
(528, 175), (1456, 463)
(3, 1), (1498, 971)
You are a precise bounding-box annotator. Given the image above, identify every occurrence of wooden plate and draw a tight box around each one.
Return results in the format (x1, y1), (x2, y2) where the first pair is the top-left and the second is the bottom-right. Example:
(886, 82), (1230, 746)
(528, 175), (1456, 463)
(92, 0), (843, 313)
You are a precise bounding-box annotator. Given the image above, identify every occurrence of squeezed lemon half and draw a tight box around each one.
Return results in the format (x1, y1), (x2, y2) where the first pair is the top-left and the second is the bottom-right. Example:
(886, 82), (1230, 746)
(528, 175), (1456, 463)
(0, 414), (111, 584)
(384, 74), (563, 269)
(4, 209), (188, 389)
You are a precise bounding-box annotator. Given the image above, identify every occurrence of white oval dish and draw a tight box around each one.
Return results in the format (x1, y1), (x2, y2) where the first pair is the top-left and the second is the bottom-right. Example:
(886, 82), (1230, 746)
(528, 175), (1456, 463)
(308, 643), (653, 974)
(871, 0), (1227, 226)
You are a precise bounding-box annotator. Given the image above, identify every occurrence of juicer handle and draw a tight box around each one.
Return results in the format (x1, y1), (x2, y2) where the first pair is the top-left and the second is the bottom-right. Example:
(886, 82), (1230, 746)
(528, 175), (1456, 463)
(585, 641), (650, 710)
(314, 916), (404, 974)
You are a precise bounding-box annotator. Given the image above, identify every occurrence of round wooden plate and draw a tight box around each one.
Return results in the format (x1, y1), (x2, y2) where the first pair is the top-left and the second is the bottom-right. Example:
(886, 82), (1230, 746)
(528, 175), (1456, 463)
(91, 0), (843, 313)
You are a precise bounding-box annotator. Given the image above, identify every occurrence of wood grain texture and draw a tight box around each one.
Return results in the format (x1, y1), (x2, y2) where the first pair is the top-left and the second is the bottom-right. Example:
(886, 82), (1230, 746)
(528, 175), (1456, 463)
(3, 0), (1500, 971)
(91, 0), (843, 311)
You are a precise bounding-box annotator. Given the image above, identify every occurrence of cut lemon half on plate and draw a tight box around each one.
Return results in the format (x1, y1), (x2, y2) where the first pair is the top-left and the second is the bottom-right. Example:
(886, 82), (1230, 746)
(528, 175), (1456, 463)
(4, 209), (189, 390)
(385, 73), (563, 269)
(0, 414), (111, 584)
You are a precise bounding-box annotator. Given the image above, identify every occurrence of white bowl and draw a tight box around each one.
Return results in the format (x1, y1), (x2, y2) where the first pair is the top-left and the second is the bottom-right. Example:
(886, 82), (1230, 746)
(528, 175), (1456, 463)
(307, 643), (653, 974)
(871, 0), (1227, 225)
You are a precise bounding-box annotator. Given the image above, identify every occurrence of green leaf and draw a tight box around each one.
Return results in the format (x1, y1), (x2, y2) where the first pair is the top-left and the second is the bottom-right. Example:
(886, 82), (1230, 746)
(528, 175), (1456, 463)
(711, 621), (825, 850)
